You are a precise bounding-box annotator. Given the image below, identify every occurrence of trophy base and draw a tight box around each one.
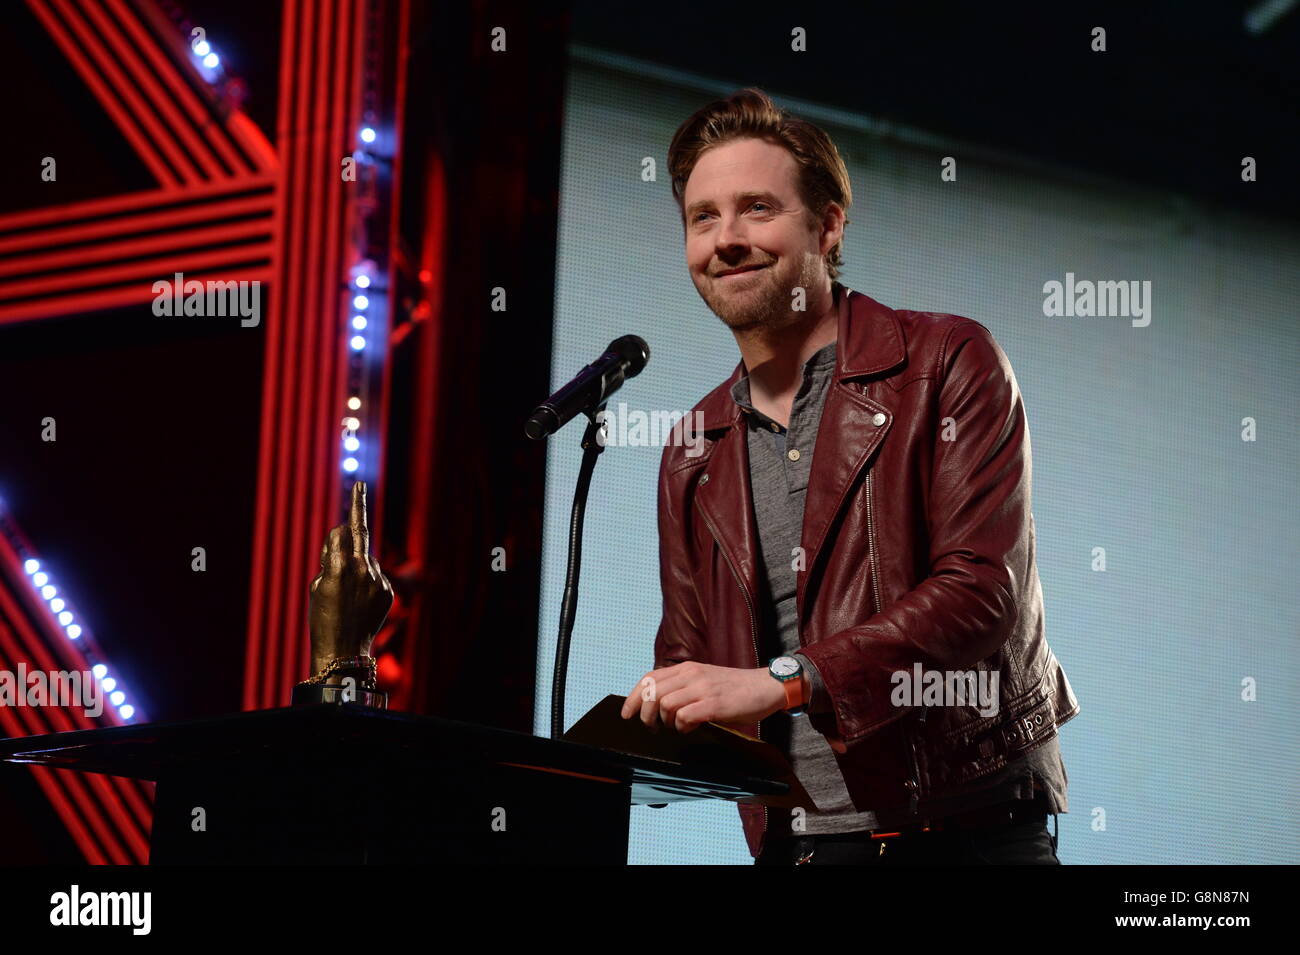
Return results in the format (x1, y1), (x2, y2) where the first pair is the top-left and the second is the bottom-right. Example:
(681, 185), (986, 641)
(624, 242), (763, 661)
(291, 682), (387, 708)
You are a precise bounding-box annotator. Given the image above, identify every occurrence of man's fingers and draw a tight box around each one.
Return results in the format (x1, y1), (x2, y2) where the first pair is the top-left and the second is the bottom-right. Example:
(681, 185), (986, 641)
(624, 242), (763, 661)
(621, 671), (665, 718)
(642, 686), (683, 730)
(349, 481), (370, 558)
(673, 701), (705, 733)
(620, 684), (642, 719)
(619, 666), (694, 720)
(657, 688), (689, 730)
(639, 694), (661, 728)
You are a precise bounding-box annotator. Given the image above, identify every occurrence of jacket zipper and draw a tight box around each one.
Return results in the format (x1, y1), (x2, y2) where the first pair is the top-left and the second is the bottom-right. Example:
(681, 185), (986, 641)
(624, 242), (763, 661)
(697, 502), (767, 847)
(864, 470), (882, 618)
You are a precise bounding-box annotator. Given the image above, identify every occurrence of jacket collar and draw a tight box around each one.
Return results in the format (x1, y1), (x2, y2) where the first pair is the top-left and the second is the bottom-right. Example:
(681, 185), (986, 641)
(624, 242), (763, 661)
(695, 284), (907, 432)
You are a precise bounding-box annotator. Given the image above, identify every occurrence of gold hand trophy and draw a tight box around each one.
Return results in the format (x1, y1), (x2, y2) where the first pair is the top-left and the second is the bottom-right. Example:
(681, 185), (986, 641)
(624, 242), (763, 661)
(293, 481), (395, 706)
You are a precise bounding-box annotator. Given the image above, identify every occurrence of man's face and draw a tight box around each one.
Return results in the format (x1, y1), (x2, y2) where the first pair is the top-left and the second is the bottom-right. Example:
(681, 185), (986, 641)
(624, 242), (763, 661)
(682, 137), (832, 333)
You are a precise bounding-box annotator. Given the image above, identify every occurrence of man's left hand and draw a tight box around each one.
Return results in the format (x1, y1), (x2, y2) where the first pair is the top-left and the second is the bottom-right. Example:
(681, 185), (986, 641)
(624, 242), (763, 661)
(619, 662), (787, 733)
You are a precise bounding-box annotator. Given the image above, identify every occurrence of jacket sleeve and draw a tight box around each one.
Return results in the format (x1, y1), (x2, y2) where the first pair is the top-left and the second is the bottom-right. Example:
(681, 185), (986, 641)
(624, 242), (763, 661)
(793, 652), (833, 714)
(798, 320), (1035, 746)
(651, 443), (710, 670)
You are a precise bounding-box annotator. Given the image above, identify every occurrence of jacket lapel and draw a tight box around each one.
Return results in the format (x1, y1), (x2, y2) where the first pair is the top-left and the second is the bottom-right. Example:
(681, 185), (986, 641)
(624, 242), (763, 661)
(798, 289), (907, 629)
(693, 371), (764, 651)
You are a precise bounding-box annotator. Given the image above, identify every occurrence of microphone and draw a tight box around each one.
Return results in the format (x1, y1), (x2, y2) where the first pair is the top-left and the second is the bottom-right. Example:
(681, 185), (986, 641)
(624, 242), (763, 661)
(525, 335), (650, 440)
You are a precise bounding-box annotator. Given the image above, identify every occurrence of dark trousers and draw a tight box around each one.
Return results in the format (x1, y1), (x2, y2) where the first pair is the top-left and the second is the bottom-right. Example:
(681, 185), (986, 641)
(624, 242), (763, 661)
(755, 807), (1061, 866)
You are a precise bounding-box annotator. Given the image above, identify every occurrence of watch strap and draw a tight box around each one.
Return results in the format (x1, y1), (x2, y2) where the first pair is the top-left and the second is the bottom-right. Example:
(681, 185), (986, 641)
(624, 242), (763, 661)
(783, 675), (805, 712)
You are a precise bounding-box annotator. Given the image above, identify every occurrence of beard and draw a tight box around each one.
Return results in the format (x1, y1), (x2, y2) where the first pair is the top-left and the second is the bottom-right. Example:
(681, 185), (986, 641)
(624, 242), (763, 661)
(695, 251), (824, 335)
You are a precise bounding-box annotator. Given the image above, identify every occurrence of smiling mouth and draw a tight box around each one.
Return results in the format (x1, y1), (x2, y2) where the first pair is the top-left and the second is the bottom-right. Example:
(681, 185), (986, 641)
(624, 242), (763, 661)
(716, 265), (768, 278)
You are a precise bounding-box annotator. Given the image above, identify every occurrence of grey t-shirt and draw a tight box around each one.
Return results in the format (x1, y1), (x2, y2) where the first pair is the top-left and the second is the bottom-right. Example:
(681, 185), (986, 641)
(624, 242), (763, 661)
(730, 338), (1068, 835)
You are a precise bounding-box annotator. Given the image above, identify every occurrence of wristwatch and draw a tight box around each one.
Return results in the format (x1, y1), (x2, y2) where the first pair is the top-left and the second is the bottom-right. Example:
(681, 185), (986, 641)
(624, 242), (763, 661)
(768, 655), (807, 715)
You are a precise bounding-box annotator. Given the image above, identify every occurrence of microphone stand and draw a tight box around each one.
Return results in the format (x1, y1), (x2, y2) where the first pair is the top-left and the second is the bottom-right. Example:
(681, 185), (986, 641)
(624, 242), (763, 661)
(550, 405), (606, 739)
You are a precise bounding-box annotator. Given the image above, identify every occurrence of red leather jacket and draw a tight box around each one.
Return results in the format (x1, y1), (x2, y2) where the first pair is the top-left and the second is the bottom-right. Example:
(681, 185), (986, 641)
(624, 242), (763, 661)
(653, 285), (1080, 859)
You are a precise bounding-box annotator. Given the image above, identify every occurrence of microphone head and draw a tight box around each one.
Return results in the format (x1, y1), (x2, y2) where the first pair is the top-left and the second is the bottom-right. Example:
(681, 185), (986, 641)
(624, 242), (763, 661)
(524, 406), (559, 440)
(608, 335), (650, 377)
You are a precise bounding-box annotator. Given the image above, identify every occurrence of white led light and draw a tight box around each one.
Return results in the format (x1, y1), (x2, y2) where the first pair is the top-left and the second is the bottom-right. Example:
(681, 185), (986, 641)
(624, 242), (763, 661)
(353, 294), (369, 310)
(10, 527), (136, 721)
(344, 436), (360, 452)
(347, 397), (361, 410)
(354, 274), (371, 289)
(351, 335), (366, 351)
(343, 417), (360, 431)
(193, 40), (211, 57)
(360, 127), (376, 144)
(343, 457), (359, 473)
(351, 315), (367, 330)
(203, 52), (219, 68)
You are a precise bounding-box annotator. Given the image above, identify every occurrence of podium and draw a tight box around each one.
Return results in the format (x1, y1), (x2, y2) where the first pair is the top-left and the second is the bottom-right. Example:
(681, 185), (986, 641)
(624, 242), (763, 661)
(0, 701), (801, 864)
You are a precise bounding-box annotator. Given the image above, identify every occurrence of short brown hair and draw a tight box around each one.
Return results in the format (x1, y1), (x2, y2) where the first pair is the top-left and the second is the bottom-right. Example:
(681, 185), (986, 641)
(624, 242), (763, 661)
(668, 87), (852, 281)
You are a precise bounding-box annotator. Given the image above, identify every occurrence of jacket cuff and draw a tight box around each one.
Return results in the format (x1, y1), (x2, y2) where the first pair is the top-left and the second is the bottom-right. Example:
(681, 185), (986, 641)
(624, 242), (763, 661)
(793, 652), (832, 715)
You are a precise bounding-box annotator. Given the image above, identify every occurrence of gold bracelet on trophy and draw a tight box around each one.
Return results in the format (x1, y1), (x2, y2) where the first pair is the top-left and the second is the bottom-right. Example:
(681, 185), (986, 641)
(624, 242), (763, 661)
(299, 654), (378, 687)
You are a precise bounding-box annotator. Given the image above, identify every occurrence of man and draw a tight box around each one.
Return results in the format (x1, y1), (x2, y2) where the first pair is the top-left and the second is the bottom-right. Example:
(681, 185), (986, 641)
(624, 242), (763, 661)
(620, 88), (1080, 865)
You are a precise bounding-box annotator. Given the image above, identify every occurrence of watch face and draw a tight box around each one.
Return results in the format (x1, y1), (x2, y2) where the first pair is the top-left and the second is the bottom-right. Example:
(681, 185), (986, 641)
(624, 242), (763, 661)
(770, 656), (800, 677)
